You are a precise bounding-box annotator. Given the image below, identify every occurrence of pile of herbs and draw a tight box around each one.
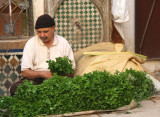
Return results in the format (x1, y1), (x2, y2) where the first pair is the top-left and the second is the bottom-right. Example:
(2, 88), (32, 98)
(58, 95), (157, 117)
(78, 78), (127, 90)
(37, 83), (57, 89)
(46, 56), (74, 76)
(0, 69), (156, 117)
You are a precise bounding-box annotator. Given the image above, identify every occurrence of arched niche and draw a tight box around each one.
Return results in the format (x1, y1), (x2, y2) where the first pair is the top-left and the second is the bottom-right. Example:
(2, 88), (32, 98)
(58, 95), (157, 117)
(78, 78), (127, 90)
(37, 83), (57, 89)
(44, 0), (112, 51)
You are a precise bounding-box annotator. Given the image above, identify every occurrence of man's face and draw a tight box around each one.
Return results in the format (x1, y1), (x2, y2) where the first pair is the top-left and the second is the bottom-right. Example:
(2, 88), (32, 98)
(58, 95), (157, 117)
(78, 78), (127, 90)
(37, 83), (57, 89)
(36, 27), (55, 43)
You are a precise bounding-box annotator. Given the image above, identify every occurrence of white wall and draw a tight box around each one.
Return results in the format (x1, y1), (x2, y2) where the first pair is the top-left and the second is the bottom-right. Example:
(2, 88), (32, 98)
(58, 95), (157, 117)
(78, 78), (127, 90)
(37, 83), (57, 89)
(32, 0), (45, 29)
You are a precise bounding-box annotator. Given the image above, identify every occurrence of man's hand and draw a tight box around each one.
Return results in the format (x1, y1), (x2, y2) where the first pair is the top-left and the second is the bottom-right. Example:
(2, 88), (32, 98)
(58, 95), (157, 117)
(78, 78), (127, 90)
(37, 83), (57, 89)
(40, 71), (53, 79)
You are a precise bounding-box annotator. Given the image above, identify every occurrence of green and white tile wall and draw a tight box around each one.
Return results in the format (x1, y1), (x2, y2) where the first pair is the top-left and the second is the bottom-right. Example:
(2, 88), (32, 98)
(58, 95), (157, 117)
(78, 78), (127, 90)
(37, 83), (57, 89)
(54, 0), (102, 51)
(0, 0), (103, 96)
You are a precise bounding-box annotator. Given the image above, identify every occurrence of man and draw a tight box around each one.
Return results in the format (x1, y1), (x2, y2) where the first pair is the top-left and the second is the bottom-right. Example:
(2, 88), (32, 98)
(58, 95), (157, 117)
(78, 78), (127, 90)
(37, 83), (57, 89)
(10, 14), (76, 96)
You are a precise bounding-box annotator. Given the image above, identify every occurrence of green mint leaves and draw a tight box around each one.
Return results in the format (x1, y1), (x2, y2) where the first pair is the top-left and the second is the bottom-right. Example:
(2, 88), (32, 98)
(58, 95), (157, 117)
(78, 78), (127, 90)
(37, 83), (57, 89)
(46, 56), (74, 76)
(0, 69), (156, 117)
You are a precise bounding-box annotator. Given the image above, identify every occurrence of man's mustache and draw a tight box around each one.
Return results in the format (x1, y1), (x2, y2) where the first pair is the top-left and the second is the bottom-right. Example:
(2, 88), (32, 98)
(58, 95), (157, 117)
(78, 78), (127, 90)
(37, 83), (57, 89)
(40, 37), (48, 40)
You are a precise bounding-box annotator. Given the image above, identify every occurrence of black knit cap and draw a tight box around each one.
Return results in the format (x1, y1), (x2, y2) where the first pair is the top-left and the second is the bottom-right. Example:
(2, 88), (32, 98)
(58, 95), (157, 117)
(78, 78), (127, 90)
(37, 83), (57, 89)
(35, 14), (55, 29)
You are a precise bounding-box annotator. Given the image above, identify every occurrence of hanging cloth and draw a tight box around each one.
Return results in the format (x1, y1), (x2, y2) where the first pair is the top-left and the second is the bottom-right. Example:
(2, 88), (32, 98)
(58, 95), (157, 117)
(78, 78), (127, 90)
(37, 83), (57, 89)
(111, 0), (129, 23)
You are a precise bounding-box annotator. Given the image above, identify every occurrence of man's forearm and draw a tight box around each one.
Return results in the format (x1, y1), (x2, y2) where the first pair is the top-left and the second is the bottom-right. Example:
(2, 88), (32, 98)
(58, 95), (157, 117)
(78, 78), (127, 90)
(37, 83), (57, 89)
(21, 69), (53, 79)
(21, 69), (44, 79)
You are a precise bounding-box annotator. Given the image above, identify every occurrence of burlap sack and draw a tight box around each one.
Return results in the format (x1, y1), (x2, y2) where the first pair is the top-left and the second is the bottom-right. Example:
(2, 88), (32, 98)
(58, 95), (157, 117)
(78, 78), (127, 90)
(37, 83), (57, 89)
(73, 42), (145, 76)
(74, 51), (146, 76)
(74, 42), (116, 64)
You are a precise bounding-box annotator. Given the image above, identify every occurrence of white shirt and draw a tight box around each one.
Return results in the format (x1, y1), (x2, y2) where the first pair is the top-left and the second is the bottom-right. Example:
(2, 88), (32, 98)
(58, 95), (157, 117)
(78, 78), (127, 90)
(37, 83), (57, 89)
(21, 34), (76, 71)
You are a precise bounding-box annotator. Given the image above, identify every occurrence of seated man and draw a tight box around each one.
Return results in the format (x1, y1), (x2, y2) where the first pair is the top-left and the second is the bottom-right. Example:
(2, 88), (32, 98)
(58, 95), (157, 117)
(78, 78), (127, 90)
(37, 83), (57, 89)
(10, 14), (76, 96)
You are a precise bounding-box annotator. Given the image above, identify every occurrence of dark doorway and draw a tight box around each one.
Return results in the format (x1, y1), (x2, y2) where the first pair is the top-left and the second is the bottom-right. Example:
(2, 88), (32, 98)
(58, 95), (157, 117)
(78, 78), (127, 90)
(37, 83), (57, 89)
(135, 0), (160, 60)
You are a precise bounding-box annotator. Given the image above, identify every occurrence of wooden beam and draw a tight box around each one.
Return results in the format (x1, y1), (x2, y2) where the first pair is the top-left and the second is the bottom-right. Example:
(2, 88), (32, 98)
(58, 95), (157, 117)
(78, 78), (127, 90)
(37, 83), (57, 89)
(12, 5), (18, 13)
(0, 3), (9, 12)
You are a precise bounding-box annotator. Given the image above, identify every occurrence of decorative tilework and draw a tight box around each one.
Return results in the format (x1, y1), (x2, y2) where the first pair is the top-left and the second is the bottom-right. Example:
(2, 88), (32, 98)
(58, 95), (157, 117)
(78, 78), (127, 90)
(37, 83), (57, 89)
(0, 50), (23, 97)
(0, 0), (103, 96)
(0, 49), (23, 53)
(54, 0), (102, 51)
